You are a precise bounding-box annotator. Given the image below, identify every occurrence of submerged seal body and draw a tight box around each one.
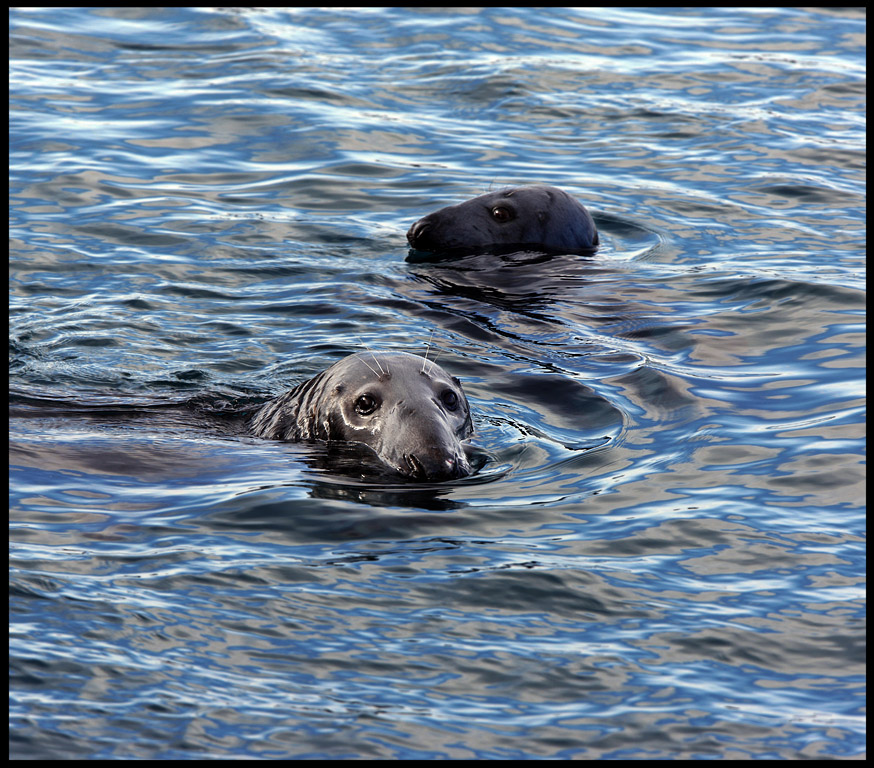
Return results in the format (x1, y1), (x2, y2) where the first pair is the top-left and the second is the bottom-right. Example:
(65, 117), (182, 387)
(249, 352), (474, 481)
(406, 184), (598, 258)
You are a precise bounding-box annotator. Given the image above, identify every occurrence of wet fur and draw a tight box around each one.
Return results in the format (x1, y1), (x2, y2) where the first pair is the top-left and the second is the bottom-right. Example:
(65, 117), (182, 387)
(407, 184), (598, 256)
(249, 352), (474, 481)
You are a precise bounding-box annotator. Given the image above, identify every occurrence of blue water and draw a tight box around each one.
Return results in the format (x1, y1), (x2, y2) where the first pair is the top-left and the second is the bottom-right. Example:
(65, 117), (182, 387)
(9, 6), (865, 759)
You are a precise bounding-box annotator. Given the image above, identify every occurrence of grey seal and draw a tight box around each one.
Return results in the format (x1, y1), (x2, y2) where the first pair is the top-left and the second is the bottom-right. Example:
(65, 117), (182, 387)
(406, 184), (598, 258)
(249, 351), (474, 481)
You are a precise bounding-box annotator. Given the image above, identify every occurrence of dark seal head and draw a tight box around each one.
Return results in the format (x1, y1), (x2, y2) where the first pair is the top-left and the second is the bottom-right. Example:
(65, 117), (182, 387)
(406, 184), (598, 258)
(249, 352), (474, 481)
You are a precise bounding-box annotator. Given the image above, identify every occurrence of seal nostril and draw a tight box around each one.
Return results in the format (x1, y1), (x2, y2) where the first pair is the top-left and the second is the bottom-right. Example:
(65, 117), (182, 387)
(405, 453), (426, 480)
(402, 449), (470, 481)
(407, 220), (431, 246)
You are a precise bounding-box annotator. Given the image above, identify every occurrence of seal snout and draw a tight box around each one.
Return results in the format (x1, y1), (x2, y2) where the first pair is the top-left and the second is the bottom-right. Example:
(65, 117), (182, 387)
(388, 400), (472, 481)
(403, 449), (471, 482)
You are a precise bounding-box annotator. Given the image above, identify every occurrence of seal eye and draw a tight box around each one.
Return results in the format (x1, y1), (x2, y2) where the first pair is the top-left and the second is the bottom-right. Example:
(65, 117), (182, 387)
(491, 206), (513, 223)
(441, 389), (459, 411)
(355, 394), (379, 415)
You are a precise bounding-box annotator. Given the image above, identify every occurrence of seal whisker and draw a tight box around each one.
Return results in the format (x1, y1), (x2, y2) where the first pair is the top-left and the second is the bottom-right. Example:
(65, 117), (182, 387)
(356, 354), (381, 377)
(375, 351), (388, 376)
(428, 345), (442, 373)
(422, 330), (435, 374)
(356, 337), (386, 377)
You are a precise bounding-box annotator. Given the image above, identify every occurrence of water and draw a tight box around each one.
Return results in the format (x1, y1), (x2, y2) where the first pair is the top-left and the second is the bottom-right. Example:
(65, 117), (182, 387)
(9, 6), (865, 759)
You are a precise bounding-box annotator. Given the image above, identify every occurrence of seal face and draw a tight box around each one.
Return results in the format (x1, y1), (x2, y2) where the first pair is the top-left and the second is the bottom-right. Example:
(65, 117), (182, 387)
(406, 185), (598, 258)
(249, 352), (474, 481)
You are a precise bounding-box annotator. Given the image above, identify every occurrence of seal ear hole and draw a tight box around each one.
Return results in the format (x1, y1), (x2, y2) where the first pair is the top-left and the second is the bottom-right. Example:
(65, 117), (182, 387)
(441, 389), (460, 411)
(354, 393), (380, 416)
(491, 205), (514, 223)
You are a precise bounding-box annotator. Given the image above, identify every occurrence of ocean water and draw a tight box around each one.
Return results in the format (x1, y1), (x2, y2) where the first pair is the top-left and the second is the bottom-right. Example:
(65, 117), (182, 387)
(9, 6), (865, 759)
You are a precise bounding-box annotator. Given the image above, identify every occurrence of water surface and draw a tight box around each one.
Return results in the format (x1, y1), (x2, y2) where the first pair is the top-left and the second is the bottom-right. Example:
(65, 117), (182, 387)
(10, 6), (865, 759)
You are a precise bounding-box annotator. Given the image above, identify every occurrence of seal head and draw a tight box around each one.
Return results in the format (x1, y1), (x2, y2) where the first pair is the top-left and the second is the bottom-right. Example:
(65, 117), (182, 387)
(407, 184), (598, 258)
(249, 352), (474, 481)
